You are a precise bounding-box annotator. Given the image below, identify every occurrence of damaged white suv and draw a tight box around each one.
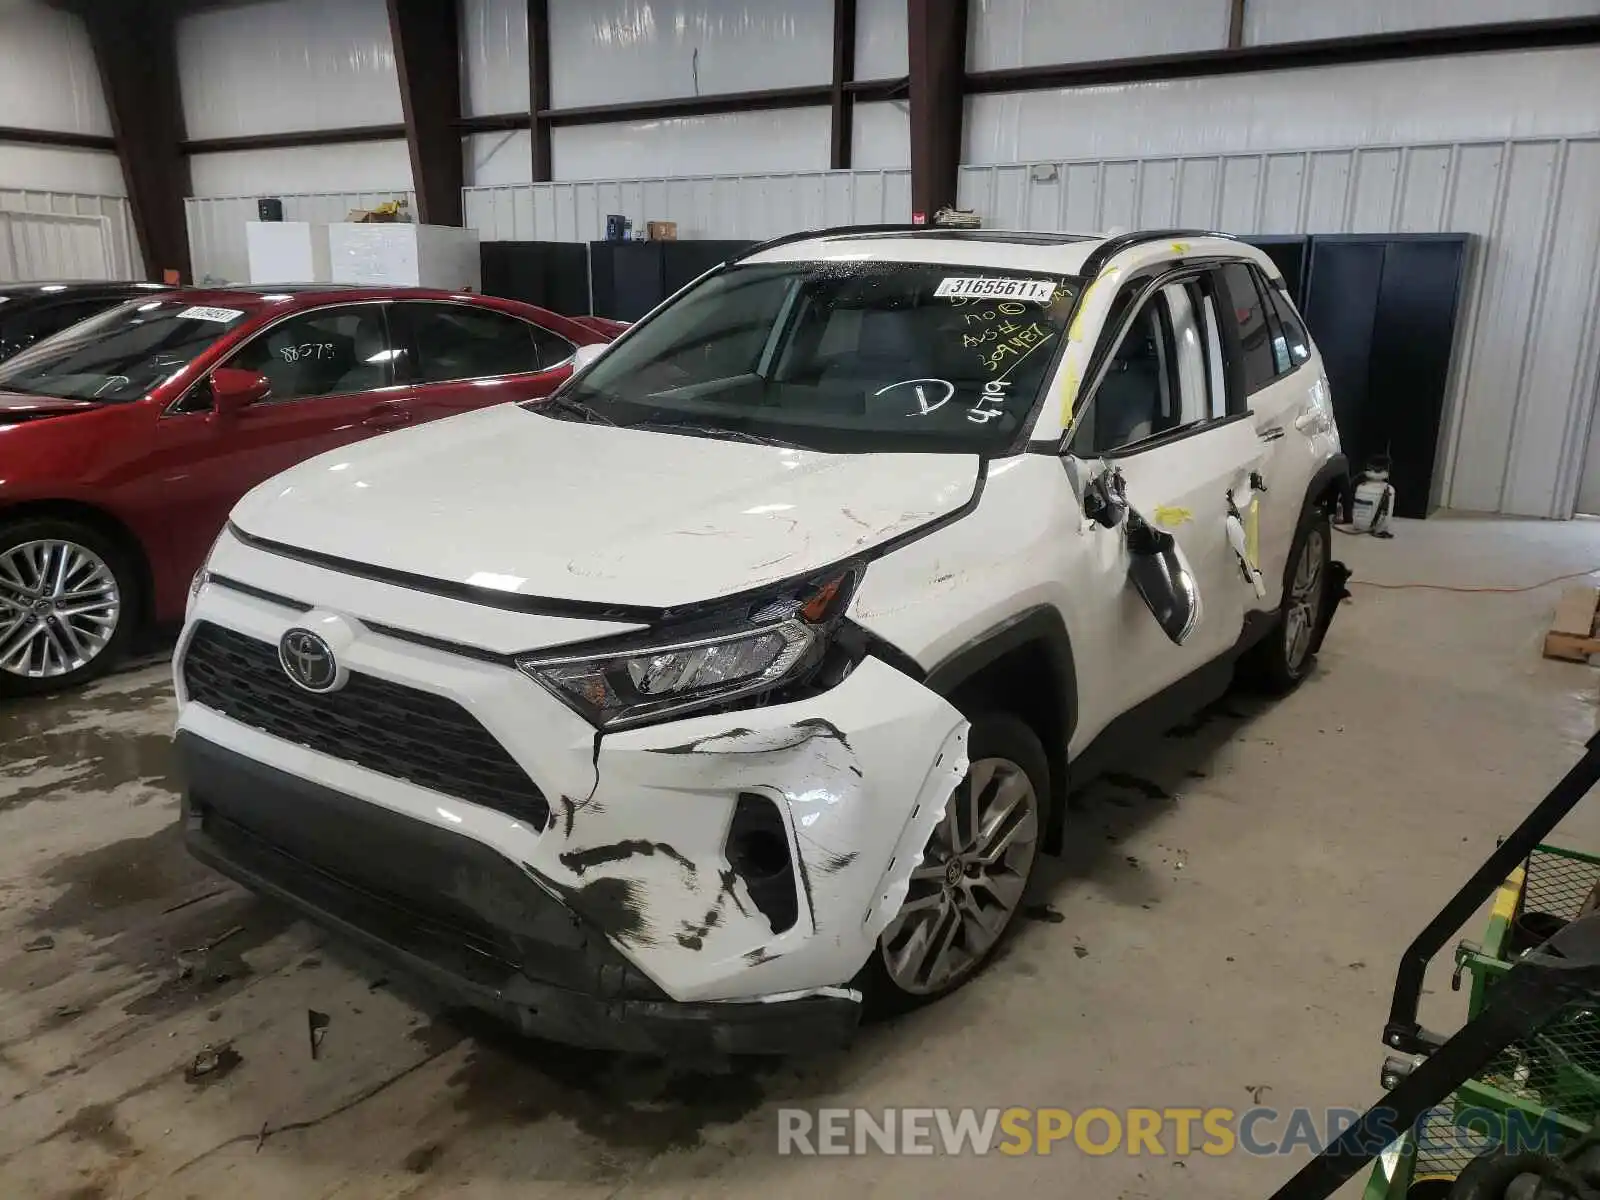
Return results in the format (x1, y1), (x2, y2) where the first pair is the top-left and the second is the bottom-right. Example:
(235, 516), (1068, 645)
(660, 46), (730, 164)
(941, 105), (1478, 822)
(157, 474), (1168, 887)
(174, 227), (1348, 1054)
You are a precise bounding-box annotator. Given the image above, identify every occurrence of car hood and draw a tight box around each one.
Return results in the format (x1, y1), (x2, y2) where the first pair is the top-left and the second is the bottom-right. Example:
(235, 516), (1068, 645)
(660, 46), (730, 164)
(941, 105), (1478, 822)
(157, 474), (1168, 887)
(0, 391), (98, 422)
(231, 404), (983, 610)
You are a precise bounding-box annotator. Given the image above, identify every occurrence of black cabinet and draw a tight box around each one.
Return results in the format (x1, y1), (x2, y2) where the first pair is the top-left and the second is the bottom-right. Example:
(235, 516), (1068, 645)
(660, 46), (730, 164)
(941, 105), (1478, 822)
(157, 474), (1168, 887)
(1300, 234), (1468, 519)
(589, 239), (759, 321)
(479, 241), (591, 317)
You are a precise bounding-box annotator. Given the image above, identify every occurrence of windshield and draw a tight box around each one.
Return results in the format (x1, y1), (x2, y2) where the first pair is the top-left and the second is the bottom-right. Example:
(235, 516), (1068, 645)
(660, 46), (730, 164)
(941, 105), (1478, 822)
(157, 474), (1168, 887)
(0, 300), (250, 401)
(545, 261), (1083, 452)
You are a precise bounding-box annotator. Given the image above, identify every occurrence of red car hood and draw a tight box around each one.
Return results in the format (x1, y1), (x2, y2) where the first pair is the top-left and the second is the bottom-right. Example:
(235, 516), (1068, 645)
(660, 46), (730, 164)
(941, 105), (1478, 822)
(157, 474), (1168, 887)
(0, 391), (98, 420)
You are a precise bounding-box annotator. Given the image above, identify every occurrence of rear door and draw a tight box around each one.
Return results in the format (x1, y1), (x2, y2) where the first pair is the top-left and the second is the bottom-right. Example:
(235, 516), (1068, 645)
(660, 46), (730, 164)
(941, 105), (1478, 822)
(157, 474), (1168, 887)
(149, 301), (403, 582)
(1064, 273), (1266, 721)
(1213, 261), (1330, 609)
(386, 301), (579, 423)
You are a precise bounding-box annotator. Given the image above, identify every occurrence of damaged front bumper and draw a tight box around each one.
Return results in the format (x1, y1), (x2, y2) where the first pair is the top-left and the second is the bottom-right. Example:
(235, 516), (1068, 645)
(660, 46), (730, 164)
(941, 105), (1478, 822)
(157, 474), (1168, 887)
(179, 733), (863, 1055)
(175, 575), (969, 1053)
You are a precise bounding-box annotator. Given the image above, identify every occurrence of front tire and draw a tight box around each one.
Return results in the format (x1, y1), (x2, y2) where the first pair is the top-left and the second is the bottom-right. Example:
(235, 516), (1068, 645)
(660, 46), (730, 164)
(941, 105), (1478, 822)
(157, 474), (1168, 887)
(0, 518), (136, 698)
(859, 712), (1051, 1018)
(1240, 507), (1332, 694)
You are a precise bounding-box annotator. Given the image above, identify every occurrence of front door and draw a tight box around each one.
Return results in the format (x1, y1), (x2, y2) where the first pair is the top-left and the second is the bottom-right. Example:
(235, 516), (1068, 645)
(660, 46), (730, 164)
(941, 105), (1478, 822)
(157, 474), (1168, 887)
(1064, 278), (1265, 722)
(148, 301), (404, 595)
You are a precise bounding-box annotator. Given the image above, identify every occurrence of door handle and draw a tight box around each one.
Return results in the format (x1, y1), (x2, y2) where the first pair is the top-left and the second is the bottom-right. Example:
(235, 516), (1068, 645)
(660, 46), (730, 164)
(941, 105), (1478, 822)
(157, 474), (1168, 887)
(1257, 424), (1287, 442)
(363, 404), (412, 431)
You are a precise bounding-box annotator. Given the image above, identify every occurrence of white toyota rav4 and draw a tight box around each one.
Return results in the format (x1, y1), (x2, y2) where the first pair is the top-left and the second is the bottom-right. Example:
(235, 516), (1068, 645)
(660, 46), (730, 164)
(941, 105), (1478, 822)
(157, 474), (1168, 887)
(174, 227), (1349, 1054)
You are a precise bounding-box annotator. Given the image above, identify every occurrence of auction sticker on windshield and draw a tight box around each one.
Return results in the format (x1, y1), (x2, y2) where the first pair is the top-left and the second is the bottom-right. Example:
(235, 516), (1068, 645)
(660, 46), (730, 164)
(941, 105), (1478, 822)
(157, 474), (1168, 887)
(934, 277), (1057, 303)
(175, 306), (245, 323)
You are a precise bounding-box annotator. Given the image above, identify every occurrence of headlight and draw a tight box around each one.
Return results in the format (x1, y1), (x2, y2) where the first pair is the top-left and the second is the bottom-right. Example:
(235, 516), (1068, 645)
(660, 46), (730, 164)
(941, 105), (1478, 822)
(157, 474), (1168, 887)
(187, 534), (223, 613)
(518, 568), (858, 729)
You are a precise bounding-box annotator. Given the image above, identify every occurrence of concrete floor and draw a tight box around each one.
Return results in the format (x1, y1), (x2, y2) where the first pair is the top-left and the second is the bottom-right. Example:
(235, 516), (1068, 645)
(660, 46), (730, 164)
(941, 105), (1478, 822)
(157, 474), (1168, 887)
(4, 514), (1600, 1200)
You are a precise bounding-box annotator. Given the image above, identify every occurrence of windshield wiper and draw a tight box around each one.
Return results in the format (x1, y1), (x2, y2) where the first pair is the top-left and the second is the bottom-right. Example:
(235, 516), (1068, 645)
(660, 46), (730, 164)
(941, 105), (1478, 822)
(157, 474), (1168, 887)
(629, 419), (793, 448)
(540, 393), (616, 426)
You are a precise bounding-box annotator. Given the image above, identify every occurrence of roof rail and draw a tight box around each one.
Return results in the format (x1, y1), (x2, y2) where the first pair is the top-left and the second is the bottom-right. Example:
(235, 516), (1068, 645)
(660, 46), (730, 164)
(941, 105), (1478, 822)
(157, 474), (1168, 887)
(737, 224), (1247, 273)
(1078, 228), (1243, 277)
(734, 223), (935, 261)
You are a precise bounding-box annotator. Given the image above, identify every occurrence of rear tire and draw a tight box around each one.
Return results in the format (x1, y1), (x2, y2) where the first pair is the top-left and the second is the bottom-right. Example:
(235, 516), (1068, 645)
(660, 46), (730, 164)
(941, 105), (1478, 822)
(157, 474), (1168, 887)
(1239, 506), (1332, 695)
(857, 712), (1051, 1019)
(0, 517), (138, 698)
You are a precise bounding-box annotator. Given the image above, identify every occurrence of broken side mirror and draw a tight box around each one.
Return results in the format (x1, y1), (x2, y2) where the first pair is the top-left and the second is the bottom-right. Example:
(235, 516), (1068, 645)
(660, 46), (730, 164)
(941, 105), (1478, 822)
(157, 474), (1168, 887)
(1081, 463), (1128, 529)
(1125, 507), (1201, 645)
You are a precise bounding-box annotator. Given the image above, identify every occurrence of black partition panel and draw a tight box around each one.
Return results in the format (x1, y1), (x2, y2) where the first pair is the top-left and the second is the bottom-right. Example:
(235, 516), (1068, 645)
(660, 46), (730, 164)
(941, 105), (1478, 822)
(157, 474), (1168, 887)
(1244, 235), (1311, 307)
(1302, 234), (1467, 518)
(588, 242), (670, 321)
(479, 242), (591, 316)
(663, 240), (758, 294)
(588, 240), (759, 320)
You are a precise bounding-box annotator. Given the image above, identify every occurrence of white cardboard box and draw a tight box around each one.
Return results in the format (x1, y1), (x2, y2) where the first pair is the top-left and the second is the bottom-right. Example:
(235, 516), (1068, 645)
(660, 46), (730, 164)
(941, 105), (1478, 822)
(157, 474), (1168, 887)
(245, 221), (332, 284)
(327, 223), (481, 291)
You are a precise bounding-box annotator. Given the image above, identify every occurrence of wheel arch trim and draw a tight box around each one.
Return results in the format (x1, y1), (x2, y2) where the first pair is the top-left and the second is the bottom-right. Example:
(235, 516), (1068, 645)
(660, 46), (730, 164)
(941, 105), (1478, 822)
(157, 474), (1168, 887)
(921, 604), (1077, 853)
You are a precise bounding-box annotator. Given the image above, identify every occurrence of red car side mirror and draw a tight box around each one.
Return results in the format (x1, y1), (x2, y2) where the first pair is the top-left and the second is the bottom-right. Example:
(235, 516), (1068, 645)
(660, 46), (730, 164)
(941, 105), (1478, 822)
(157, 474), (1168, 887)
(211, 367), (272, 416)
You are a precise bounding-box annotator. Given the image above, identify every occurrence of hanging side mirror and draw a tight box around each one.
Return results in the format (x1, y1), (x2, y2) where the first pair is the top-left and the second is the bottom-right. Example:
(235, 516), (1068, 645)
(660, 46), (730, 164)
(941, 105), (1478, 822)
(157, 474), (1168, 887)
(1125, 507), (1201, 645)
(1082, 463), (1129, 529)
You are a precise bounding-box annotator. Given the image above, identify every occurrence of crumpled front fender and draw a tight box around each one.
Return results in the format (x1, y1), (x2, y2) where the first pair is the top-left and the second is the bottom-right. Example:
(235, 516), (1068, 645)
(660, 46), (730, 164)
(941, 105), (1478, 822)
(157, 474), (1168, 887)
(519, 658), (969, 1003)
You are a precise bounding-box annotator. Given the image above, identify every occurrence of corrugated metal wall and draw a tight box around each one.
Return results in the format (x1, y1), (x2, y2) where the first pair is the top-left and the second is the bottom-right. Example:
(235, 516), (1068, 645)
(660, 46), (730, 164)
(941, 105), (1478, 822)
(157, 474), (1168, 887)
(458, 0), (910, 184)
(184, 191), (416, 285)
(0, 210), (113, 282)
(959, 137), (1600, 520)
(176, 0), (411, 200)
(0, 189), (138, 279)
(176, 0), (400, 140)
(462, 169), (912, 243)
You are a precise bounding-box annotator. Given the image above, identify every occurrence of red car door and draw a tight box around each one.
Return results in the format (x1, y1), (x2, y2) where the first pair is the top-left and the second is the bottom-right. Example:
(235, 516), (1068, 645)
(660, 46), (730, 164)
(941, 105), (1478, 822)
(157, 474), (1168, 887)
(146, 301), (407, 595)
(385, 300), (578, 421)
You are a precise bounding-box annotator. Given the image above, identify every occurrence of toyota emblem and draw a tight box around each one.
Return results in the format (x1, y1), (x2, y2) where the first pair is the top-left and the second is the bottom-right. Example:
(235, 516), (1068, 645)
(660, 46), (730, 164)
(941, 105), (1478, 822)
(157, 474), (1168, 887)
(279, 628), (340, 693)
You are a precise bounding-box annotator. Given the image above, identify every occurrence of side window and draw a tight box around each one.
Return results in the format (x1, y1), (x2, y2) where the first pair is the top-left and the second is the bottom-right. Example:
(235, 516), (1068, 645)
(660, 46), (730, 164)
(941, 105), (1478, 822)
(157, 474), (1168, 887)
(1217, 262), (1277, 396)
(1070, 290), (1182, 457)
(1261, 279), (1311, 373)
(405, 304), (541, 383)
(529, 324), (576, 370)
(228, 305), (393, 401)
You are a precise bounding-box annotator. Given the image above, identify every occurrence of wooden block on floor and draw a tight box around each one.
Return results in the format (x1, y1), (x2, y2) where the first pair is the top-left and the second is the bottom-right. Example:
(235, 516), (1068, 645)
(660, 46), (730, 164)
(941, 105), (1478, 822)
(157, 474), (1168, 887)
(1544, 586), (1600, 661)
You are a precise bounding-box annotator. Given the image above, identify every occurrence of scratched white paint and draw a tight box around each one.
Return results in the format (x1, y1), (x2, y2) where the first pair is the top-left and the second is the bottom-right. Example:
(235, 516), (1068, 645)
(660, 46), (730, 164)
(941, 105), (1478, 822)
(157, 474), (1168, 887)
(580, 676), (967, 1000)
(178, 581), (969, 1001)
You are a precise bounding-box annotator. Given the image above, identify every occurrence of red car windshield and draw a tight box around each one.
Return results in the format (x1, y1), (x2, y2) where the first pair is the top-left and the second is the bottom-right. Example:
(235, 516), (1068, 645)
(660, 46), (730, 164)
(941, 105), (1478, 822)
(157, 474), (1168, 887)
(0, 299), (251, 401)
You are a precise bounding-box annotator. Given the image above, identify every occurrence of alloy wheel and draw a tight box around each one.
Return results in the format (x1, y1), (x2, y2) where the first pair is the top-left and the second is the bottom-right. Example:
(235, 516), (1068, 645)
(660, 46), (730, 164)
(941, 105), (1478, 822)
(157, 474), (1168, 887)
(879, 756), (1040, 995)
(0, 540), (121, 680)
(1282, 528), (1326, 675)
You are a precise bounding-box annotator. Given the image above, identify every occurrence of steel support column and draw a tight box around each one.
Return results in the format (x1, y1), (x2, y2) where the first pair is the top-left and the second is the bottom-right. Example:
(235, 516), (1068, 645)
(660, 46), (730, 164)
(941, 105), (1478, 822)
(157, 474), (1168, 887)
(75, 0), (191, 280)
(387, 0), (464, 226)
(528, 0), (553, 181)
(907, 0), (967, 222)
(830, 0), (858, 170)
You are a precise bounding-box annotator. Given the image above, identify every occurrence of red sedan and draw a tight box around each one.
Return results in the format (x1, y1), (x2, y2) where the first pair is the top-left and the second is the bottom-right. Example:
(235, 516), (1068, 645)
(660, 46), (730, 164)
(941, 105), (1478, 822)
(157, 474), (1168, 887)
(0, 286), (623, 695)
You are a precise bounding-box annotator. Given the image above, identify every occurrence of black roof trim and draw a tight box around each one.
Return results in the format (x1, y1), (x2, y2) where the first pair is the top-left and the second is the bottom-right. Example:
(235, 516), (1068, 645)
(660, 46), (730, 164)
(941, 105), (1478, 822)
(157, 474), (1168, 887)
(735, 223), (1109, 262)
(735, 223), (931, 260)
(1078, 229), (1244, 277)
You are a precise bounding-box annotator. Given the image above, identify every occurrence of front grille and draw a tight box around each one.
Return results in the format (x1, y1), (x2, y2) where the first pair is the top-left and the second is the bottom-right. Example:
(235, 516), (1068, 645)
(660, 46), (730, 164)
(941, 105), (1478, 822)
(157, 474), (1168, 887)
(182, 621), (549, 829)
